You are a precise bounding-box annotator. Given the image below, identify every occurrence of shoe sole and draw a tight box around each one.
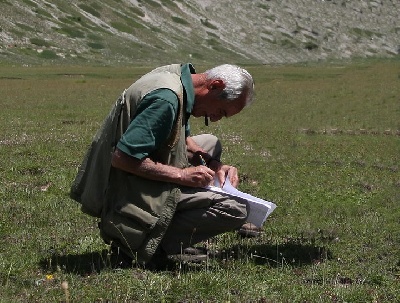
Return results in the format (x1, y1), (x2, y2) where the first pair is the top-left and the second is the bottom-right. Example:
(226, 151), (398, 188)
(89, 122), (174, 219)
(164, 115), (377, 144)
(238, 228), (261, 238)
(168, 254), (208, 263)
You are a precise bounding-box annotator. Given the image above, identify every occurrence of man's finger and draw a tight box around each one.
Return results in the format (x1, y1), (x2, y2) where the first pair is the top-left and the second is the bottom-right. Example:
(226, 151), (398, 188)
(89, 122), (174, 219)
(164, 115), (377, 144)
(228, 169), (239, 187)
(216, 170), (226, 188)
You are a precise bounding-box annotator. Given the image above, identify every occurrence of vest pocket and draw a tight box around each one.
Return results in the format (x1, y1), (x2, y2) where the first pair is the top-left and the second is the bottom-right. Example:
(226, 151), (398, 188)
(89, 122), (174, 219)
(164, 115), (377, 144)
(117, 203), (158, 230)
(102, 204), (159, 252)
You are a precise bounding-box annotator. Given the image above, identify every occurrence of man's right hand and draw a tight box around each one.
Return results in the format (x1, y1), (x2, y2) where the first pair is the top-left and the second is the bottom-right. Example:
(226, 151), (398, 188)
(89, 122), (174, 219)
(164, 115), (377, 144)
(112, 148), (215, 188)
(179, 166), (215, 188)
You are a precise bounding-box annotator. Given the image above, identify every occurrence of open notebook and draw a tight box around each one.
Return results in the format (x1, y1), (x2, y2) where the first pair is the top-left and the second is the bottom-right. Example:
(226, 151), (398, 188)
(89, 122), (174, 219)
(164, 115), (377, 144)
(207, 178), (277, 228)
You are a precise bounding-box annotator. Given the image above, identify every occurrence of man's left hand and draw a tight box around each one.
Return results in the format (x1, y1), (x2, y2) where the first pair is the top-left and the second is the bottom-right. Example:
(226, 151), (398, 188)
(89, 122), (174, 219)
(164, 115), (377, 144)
(208, 160), (239, 188)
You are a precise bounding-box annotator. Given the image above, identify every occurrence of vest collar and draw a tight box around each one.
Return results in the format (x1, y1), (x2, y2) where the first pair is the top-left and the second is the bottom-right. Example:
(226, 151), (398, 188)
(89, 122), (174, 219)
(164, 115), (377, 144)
(181, 63), (196, 115)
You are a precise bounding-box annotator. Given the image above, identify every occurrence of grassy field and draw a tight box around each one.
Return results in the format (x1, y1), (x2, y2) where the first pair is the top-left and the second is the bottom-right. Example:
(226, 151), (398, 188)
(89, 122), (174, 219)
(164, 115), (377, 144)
(0, 59), (399, 302)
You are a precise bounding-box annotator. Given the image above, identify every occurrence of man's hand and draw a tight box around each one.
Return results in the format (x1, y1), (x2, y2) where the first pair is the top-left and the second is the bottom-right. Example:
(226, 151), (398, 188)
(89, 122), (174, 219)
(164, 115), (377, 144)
(111, 148), (237, 189)
(112, 148), (215, 188)
(180, 166), (215, 187)
(216, 165), (239, 188)
(208, 160), (239, 188)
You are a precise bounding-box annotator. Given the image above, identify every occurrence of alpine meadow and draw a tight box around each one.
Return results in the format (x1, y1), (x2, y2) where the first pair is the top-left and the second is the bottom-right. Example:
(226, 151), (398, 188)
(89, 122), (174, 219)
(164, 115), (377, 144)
(1, 0), (400, 302)
(0, 59), (399, 302)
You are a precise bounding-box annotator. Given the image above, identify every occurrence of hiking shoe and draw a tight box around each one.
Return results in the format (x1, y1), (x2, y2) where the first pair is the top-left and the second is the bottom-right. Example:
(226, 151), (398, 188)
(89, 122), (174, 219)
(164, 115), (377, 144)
(182, 247), (208, 255)
(146, 249), (176, 271)
(168, 253), (208, 263)
(167, 247), (208, 264)
(109, 246), (133, 269)
(238, 222), (262, 238)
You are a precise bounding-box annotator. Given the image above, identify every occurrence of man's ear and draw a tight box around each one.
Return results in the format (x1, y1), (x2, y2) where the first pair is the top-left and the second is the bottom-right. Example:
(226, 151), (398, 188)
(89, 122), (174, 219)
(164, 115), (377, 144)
(209, 79), (225, 90)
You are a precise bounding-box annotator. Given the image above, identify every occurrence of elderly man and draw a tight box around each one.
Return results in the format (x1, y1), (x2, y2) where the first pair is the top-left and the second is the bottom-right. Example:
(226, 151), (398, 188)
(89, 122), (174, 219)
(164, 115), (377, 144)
(71, 63), (256, 268)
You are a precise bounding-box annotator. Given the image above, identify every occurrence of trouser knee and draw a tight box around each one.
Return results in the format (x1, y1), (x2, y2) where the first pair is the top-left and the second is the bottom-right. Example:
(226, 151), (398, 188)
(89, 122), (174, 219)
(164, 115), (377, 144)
(191, 134), (222, 159)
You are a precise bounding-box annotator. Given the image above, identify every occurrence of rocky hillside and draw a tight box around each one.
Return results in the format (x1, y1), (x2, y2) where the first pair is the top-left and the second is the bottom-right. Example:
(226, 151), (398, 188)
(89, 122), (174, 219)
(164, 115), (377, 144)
(0, 0), (399, 66)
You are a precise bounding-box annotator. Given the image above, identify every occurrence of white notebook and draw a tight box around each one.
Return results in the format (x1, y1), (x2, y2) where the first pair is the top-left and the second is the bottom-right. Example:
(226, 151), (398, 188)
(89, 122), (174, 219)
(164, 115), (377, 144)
(207, 178), (277, 228)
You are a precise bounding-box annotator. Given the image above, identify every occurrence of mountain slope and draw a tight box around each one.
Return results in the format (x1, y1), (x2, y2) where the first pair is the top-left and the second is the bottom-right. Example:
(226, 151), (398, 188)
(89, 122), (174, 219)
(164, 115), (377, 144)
(0, 0), (399, 65)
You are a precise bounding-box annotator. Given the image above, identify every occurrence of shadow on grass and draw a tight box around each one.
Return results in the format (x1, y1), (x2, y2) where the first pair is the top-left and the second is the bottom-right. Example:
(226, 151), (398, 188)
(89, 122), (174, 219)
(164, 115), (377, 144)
(38, 241), (332, 275)
(39, 249), (119, 276)
(227, 241), (333, 267)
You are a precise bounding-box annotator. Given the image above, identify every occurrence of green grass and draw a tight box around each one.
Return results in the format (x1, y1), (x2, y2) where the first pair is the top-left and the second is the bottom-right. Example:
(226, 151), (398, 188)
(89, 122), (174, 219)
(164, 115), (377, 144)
(77, 4), (101, 18)
(0, 60), (399, 302)
(56, 26), (85, 39)
(30, 38), (52, 48)
(171, 16), (190, 25)
(37, 50), (58, 59)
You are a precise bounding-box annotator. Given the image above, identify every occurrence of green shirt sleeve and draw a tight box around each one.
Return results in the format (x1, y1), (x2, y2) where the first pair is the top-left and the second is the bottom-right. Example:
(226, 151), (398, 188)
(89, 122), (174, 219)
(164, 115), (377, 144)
(116, 89), (179, 159)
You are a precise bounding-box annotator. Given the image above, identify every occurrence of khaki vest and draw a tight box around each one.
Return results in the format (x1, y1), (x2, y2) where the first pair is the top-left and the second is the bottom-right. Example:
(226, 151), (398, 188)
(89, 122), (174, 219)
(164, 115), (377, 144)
(71, 64), (188, 262)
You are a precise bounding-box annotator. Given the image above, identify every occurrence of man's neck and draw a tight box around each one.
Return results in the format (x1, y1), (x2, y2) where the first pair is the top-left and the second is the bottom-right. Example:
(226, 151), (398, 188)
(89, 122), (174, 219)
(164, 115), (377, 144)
(191, 73), (207, 95)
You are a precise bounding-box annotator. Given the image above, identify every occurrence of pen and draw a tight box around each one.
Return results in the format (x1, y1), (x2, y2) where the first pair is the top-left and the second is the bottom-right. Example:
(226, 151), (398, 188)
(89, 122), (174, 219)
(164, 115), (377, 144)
(199, 155), (206, 166)
(221, 170), (229, 188)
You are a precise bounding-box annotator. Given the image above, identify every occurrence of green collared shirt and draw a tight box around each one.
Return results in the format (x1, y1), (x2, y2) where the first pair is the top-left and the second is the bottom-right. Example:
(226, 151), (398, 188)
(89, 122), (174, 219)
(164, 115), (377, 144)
(117, 63), (195, 160)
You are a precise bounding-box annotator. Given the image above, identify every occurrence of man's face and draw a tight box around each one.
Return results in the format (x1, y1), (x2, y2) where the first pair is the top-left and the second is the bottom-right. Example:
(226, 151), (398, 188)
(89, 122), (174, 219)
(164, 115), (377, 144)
(192, 86), (247, 122)
(208, 95), (246, 122)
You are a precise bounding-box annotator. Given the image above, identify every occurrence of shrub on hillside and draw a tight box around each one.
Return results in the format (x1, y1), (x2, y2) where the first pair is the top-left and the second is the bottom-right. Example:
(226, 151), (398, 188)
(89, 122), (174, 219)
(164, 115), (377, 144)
(38, 49), (58, 59)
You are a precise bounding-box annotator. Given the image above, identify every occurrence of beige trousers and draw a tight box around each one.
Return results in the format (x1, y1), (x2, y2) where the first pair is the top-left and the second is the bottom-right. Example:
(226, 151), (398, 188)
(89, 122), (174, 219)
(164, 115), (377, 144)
(161, 134), (249, 254)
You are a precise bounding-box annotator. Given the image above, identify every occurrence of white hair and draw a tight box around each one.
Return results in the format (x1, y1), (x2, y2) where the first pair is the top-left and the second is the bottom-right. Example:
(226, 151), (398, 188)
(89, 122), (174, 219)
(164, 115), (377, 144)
(204, 64), (254, 106)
